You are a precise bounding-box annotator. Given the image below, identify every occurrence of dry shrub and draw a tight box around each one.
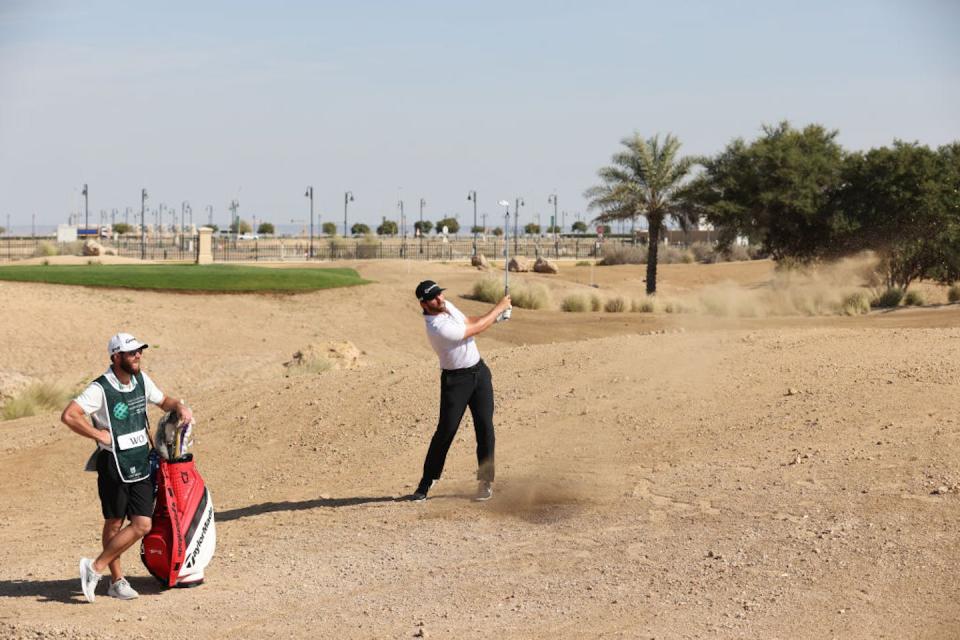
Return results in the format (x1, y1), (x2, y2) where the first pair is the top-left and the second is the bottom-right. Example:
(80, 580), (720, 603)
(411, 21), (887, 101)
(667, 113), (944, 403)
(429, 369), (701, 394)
(473, 278), (548, 309)
(903, 290), (924, 306)
(659, 246), (695, 264)
(33, 241), (58, 257)
(511, 283), (550, 310)
(631, 298), (655, 312)
(561, 294), (588, 312)
(598, 245), (645, 265)
(471, 278), (501, 303)
(722, 244), (751, 262)
(1, 381), (74, 421)
(590, 294), (602, 312)
(575, 260), (593, 267)
(949, 284), (960, 303)
(604, 297), (627, 313)
(841, 291), (871, 316)
(873, 287), (904, 308)
(689, 242), (717, 264)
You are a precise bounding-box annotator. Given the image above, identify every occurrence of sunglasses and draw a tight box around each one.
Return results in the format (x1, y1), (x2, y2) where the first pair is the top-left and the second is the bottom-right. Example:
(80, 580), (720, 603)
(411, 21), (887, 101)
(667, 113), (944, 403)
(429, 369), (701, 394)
(120, 347), (144, 357)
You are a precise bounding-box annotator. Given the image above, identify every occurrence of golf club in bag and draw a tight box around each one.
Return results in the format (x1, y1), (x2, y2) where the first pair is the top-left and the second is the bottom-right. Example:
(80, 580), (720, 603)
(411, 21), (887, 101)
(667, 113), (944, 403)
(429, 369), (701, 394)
(140, 411), (216, 587)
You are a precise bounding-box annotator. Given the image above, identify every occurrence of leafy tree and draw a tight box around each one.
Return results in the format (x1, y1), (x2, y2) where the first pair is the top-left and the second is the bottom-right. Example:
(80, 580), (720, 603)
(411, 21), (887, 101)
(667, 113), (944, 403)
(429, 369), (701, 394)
(470, 225), (485, 234)
(435, 217), (459, 234)
(207, 224), (219, 232)
(0, 226), (6, 234)
(230, 219), (253, 234)
(547, 225), (562, 233)
(491, 227), (504, 236)
(524, 223), (541, 235)
(585, 133), (696, 294)
(112, 223), (133, 235)
(571, 221), (588, 233)
(257, 222), (275, 235)
(414, 220), (434, 235)
(835, 140), (960, 289)
(350, 222), (370, 235)
(321, 222), (337, 235)
(683, 122), (846, 261)
(377, 220), (398, 235)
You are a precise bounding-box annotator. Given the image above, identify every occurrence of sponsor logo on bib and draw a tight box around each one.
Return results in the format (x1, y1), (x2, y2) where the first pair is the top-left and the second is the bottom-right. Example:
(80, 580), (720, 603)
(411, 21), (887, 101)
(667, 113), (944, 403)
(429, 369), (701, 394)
(113, 402), (129, 420)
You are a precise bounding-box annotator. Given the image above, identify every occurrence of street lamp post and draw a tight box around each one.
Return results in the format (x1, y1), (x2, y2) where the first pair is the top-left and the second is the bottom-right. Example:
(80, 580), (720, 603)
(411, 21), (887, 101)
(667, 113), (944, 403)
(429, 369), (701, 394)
(343, 191), (354, 238)
(514, 197), (524, 254)
(206, 205), (213, 227)
(467, 190), (478, 256)
(548, 193), (559, 256)
(305, 186), (314, 258)
(81, 184), (89, 230)
(140, 188), (148, 260)
(398, 199), (405, 257)
(481, 212), (487, 234)
(419, 198), (426, 254)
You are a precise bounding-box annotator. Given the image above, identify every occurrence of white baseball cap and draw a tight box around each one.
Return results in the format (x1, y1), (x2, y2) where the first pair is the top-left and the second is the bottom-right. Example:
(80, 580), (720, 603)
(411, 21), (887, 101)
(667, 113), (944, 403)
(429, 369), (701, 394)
(108, 332), (149, 356)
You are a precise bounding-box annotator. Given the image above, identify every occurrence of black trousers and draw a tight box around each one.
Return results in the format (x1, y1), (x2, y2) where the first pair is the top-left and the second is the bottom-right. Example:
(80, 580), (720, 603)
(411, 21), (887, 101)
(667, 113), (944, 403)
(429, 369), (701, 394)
(419, 360), (495, 491)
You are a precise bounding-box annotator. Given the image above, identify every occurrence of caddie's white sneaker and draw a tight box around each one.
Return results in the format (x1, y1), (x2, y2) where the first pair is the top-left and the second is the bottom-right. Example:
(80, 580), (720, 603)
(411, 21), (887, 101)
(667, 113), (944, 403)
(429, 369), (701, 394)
(79, 557), (101, 603)
(107, 577), (139, 600)
(473, 481), (493, 502)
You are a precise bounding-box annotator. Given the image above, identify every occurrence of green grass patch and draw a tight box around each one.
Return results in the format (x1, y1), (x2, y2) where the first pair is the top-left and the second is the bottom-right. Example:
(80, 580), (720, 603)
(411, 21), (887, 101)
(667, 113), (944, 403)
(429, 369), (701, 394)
(0, 264), (370, 293)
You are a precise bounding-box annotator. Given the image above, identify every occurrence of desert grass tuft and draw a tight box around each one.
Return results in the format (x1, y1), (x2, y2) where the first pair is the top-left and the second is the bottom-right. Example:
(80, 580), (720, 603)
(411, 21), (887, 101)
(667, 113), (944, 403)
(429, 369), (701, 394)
(471, 277), (548, 309)
(511, 283), (550, 309)
(949, 283), (960, 303)
(903, 290), (924, 306)
(872, 287), (904, 308)
(285, 355), (333, 377)
(1, 382), (74, 421)
(598, 246), (646, 265)
(561, 294), (588, 312)
(631, 297), (655, 312)
(604, 297), (627, 313)
(840, 291), (871, 316)
(590, 294), (602, 312)
(471, 278), (502, 303)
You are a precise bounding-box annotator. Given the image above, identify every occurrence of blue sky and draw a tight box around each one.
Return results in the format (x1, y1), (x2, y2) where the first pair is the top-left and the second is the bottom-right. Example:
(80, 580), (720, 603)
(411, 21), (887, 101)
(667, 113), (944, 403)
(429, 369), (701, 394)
(1, 0), (957, 232)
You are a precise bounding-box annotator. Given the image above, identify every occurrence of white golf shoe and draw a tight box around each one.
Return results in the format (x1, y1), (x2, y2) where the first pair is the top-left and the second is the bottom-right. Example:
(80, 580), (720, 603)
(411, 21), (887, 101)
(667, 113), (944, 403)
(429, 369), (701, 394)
(79, 557), (101, 603)
(108, 577), (139, 600)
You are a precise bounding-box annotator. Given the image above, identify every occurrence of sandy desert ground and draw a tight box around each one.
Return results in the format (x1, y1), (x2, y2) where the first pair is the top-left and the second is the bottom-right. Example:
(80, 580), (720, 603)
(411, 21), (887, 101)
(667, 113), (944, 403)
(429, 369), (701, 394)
(0, 258), (958, 639)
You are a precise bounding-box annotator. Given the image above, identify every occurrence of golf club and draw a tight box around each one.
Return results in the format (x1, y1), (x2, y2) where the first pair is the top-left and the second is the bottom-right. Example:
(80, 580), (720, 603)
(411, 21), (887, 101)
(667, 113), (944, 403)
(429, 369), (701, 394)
(498, 200), (512, 321)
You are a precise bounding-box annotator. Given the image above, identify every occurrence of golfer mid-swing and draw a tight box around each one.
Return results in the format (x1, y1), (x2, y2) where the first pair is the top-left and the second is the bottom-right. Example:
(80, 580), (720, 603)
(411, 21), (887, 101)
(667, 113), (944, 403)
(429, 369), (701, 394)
(411, 280), (511, 502)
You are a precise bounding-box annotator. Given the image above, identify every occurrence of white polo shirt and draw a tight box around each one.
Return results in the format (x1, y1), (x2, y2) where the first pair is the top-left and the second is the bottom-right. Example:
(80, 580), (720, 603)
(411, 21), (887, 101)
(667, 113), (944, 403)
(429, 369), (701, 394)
(424, 300), (481, 370)
(75, 368), (165, 453)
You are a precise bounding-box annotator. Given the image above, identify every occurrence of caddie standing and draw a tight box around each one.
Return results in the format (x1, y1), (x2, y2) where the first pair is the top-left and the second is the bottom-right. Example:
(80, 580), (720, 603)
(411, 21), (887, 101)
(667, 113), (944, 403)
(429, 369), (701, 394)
(410, 280), (511, 502)
(61, 332), (192, 603)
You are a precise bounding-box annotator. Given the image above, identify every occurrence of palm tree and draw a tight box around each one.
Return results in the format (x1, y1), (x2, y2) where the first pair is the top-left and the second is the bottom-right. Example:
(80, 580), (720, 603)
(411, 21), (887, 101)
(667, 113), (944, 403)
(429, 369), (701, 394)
(585, 133), (695, 295)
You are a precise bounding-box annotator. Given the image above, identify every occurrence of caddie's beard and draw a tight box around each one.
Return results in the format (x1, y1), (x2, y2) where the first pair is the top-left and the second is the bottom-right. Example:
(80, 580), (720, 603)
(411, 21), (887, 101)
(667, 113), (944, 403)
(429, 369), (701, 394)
(118, 357), (140, 375)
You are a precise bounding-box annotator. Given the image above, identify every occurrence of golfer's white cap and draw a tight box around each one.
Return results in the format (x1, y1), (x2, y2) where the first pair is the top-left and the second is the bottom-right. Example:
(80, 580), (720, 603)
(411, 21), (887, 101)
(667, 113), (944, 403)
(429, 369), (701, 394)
(108, 332), (149, 356)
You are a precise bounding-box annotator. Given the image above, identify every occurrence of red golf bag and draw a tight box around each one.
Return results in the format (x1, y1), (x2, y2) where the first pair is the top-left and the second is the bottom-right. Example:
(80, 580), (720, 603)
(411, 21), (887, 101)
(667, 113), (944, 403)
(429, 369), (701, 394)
(140, 455), (216, 587)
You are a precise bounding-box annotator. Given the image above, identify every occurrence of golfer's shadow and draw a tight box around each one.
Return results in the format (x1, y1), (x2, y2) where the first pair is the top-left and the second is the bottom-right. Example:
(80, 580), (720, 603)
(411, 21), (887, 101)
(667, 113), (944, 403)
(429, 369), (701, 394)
(217, 495), (399, 522)
(0, 575), (164, 604)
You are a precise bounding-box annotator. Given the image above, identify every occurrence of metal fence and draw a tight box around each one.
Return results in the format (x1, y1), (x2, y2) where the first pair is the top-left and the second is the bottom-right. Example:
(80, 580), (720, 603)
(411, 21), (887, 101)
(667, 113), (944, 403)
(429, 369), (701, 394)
(0, 229), (720, 263)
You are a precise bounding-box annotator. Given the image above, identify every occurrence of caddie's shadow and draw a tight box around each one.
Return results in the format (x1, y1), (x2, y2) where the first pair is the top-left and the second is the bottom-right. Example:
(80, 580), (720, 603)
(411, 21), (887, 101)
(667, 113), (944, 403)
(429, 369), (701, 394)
(218, 495), (399, 522)
(0, 575), (164, 604)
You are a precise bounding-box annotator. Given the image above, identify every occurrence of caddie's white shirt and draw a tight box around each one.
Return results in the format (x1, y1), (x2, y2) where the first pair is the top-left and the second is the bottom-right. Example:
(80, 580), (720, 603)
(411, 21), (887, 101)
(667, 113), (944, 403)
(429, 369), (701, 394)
(74, 368), (164, 453)
(424, 300), (482, 370)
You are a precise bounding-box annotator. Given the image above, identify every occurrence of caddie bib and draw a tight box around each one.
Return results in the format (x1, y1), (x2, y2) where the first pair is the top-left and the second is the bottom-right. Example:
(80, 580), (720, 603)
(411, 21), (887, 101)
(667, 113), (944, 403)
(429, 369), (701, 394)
(94, 372), (150, 482)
